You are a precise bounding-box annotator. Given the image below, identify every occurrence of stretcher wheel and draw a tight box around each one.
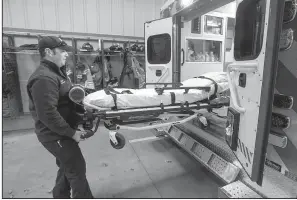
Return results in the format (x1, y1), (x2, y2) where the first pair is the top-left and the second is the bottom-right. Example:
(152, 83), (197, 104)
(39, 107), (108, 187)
(110, 133), (126, 149)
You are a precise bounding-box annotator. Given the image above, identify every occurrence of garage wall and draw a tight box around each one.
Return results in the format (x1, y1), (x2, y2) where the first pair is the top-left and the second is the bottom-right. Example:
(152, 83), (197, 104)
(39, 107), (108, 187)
(3, 0), (164, 38)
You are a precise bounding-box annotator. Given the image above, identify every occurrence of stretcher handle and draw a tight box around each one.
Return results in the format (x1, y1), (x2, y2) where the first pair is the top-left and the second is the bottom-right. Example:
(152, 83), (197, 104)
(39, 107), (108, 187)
(92, 117), (101, 133)
(115, 113), (199, 131)
(75, 110), (101, 137)
(227, 62), (258, 113)
(155, 86), (210, 95)
(144, 82), (183, 87)
(80, 116), (100, 139)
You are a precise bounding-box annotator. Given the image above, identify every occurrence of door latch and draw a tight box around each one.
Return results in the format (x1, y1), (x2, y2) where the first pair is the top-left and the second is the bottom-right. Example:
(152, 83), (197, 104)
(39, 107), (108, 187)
(156, 70), (162, 77)
(239, 73), (247, 88)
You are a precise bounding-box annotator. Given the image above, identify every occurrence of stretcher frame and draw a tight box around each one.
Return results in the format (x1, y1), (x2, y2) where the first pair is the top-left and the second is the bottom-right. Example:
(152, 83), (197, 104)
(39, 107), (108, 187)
(81, 96), (229, 149)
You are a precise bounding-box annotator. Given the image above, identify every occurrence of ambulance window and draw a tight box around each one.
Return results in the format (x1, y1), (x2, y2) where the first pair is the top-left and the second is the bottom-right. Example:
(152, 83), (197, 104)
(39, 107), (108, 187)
(147, 34), (171, 64)
(204, 15), (223, 35)
(234, 0), (266, 60)
(186, 39), (222, 62)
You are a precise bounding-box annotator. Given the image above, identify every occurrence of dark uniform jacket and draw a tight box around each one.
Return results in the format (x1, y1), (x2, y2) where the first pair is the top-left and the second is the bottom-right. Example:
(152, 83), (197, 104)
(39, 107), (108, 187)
(27, 59), (77, 143)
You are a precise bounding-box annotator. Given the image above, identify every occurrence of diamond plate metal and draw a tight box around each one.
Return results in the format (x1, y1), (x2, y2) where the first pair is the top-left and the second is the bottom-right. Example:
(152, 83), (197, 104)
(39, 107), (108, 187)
(168, 126), (182, 140)
(168, 125), (240, 184)
(192, 142), (213, 162)
(208, 155), (229, 175)
(241, 166), (297, 198)
(285, 170), (297, 182)
(156, 117), (297, 197)
(174, 120), (297, 198)
(184, 138), (195, 151)
(219, 181), (262, 198)
(192, 143), (212, 161)
(176, 122), (238, 164)
(179, 134), (188, 146)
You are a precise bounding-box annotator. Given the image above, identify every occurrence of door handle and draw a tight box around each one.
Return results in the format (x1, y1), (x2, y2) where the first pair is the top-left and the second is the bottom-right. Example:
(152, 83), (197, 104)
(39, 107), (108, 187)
(227, 62), (258, 113)
(181, 49), (185, 66)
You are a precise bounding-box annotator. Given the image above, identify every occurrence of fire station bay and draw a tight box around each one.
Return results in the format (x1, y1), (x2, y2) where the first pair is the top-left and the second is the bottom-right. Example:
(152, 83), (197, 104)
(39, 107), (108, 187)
(2, 0), (297, 198)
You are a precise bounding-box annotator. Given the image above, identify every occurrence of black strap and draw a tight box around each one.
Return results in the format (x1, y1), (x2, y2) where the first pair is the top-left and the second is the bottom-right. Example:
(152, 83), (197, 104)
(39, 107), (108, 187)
(170, 92), (176, 105)
(160, 103), (164, 110)
(121, 90), (133, 94)
(110, 93), (117, 110)
(103, 87), (119, 110)
(104, 86), (121, 95)
(104, 87), (133, 95)
(196, 76), (218, 100)
(103, 87), (133, 110)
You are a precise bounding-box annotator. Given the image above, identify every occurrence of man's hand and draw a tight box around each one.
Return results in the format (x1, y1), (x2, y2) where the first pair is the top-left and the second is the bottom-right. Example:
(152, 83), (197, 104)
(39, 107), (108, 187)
(72, 130), (86, 142)
(80, 130), (95, 139)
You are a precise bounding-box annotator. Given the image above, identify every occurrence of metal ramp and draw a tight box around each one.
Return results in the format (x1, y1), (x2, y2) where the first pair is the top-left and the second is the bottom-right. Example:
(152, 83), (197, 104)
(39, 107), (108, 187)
(167, 125), (240, 184)
(176, 120), (297, 198)
(151, 119), (240, 184)
(152, 116), (297, 198)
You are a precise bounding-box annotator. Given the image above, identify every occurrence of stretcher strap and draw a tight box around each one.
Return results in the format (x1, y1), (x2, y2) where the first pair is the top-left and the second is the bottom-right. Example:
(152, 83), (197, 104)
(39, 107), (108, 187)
(121, 90), (133, 94)
(104, 87), (120, 95)
(170, 92), (176, 105)
(104, 86), (133, 110)
(196, 76), (218, 100)
(110, 93), (118, 110)
(103, 87), (118, 110)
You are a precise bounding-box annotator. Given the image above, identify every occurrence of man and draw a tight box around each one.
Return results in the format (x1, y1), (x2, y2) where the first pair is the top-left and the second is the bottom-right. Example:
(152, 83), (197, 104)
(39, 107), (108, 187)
(27, 36), (93, 198)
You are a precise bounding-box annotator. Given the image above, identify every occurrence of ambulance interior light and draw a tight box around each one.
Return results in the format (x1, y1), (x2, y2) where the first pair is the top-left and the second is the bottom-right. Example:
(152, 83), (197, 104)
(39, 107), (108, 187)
(181, 0), (194, 8)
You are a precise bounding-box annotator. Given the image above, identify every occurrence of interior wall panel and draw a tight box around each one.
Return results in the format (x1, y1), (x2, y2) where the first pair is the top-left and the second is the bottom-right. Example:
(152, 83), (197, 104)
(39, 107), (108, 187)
(134, 0), (144, 37)
(54, 0), (60, 30)
(85, 0), (99, 33)
(3, 0), (11, 27)
(99, 0), (112, 34)
(57, 0), (72, 32)
(134, 0), (156, 37)
(143, 0), (155, 22)
(123, 0), (135, 36)
(7, 0), (27, 28)
(3, 0), (165, 37)
(26, 0), (43, 29)
(111, 0), (124, 36)
(155, 0), (163, 19)
(42, 0), (57, 31)
(72, 0), (86, 32)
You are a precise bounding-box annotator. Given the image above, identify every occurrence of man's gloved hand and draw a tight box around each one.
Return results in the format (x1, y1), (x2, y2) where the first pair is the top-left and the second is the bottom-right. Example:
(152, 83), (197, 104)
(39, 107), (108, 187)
(72, 130), (86, 142)
(80, 130), (95, 139)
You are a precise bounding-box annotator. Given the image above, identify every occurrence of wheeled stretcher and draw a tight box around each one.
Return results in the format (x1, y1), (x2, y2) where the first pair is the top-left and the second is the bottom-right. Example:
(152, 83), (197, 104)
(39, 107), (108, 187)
(70, 72), (230, 149)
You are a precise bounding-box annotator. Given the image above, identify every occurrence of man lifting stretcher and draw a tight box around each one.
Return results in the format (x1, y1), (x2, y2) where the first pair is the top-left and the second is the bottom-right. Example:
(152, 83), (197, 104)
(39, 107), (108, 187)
(69, 72), (230, 149)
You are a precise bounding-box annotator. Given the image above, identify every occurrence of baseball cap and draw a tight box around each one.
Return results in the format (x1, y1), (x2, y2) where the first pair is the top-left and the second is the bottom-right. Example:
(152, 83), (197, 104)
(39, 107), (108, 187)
(38, 36), (74, 52)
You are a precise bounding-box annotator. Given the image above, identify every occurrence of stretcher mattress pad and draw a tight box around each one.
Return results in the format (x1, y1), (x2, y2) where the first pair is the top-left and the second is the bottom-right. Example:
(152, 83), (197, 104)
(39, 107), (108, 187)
(83, 72), (229, 110)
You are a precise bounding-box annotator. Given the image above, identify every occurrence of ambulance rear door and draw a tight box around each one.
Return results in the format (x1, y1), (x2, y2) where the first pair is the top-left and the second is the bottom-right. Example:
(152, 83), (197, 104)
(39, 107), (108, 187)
(145, 17), (173, 88)
(225, 0), (286, 185)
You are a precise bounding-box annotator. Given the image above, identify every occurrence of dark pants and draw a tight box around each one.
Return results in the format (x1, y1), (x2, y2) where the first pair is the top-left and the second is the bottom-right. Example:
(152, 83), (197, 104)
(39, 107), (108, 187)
(41, 139), (93, 198)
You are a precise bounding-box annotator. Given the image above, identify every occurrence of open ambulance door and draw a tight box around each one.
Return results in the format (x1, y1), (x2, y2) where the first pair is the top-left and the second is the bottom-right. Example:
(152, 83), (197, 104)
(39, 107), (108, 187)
(225, 0), (285, 186)
(144, 17), (174, 88)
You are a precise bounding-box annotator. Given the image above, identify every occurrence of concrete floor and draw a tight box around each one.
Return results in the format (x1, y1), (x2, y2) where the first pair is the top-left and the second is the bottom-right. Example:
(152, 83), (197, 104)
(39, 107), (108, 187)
(3, 124), (224, 198)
